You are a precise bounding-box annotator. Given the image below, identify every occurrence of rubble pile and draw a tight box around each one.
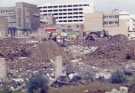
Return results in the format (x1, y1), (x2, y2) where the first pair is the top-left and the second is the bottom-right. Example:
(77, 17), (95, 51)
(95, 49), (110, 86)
(65, 45), (98, 58)
(0, 38), (32, 61)
(84, 35), (135, 69)
(0, 39), (68, 79)
(1, 34), (135, 90)
(105, 86), (128, 93)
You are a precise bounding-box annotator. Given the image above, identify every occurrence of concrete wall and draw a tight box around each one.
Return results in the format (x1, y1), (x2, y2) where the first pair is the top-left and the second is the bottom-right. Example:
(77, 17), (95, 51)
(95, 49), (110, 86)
(84, 13), (103, 33)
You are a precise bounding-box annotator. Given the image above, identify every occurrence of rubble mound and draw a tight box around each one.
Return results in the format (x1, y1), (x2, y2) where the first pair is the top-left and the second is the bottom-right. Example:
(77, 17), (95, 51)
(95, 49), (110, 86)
(0, 39), (68, 75)
(0, 38), (31, 60)
(85, 35), (135, 68)
(109, 35), (128, 44)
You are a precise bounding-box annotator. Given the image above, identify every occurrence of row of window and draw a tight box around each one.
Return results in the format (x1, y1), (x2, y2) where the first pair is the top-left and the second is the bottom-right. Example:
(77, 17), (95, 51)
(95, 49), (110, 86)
(0, 10), (14, 14)
(58, 19), (83, 22)
(39, 4), (89, 9)
(103, 15), (119, 19)
(41, 8), (83, 12)
(103, 21), (119, 25)
(43, 12), (83, 15)
(55, 16), (83, 19)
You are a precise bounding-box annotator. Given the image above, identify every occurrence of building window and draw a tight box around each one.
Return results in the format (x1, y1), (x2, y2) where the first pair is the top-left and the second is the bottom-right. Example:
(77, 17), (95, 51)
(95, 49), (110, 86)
(73, 16), (79, 18)
(103, 21), (108, 25)
(43, 10), (47, 12)
(103, 16), (108, 18)
(59, 17), (63, 19)
(109, 21), (113, 24)
(53, 13), (58, 15)
(63, 20), (67, 22)
(68, 5), (72, 7)
(68, 12), (73, 14)
(68, 9), (72, 11)
(63, 13), (67, 15)
(43, 14), (47, 16)
(59, 5), (63, 8)
(63, 9), (67, 11)
(63, 16), (67, 18)
(115, 21), (119, 24)
(43, 6), (47, 8)
(38, 7), (42, 9)
(79, 12), (83, 14)
(48, 10), (52, 12)
(68, 16), (72, 18)
(53, 6), (58, 8)
(48, 6), (52, 8)
(59, 9), (63, 11)
(59, 13), (63, 15)
(53, 9), (58, 12)
(78, 20), (83, 21)
(72, 20), (79, 22)
(74, 12), (79, 14)
(59, 20), (63, 22)
(83, 4), (89, 6)
(79, 16), (83, 18)
(73, 8), (79, 11)
(63, 5), (67, 7)
(68, 20), (72, 22)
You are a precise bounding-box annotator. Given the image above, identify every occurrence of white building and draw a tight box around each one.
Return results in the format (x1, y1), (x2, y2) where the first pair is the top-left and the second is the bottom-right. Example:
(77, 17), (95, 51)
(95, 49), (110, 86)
(117, 10), (135, 39)
(38, 0), (95, 24)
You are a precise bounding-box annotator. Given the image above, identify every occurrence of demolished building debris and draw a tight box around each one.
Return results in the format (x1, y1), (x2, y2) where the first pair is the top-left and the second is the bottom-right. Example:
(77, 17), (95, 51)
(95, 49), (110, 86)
(0, 34), (135, 91)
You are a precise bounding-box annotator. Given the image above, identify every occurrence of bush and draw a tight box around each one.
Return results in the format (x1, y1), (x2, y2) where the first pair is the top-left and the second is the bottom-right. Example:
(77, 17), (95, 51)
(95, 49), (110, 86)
(111, 70), (127, 84)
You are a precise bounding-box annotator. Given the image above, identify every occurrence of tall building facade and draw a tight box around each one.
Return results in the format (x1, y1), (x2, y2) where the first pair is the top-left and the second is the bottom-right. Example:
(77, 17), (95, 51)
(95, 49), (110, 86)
(39, 0), (95, 24)
(0, 2), (40, 37)
(16, 2), (40, 31)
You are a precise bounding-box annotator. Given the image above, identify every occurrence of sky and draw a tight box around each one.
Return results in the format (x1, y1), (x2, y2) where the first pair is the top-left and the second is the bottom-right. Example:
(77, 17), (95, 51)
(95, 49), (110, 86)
(0, 0), (135, 13)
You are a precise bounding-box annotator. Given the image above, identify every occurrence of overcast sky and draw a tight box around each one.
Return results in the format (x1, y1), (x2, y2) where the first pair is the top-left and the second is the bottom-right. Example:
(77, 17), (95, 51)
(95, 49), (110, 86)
(0, 0), (135, 13)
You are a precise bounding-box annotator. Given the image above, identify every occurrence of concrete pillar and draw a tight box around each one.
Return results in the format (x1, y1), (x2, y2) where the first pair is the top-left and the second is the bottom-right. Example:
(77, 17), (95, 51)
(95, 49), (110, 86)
(0, 58), (7, 80)
(54, 56), (63, 79)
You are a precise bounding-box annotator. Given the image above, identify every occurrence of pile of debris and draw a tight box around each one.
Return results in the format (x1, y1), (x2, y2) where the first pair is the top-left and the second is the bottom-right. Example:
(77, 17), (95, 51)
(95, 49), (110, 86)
(65, 45), (98, 58)
(84, 34), (135, 69)
(105, 86), (128, 93)
(0, 39), (69, 80)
